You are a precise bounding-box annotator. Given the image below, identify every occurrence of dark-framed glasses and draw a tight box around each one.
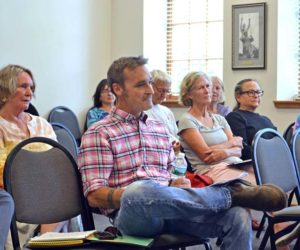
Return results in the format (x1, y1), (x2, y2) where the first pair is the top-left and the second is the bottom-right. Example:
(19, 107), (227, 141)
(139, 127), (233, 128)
(102, 88), (112, 94)
(154, 84), (172, 94)
(240, 90), (264, 97)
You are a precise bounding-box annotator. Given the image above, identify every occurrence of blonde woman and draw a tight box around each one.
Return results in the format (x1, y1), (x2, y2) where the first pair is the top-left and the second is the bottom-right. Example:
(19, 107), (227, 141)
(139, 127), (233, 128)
(0, 65), (70, 249)
(177, 71), (259, 229)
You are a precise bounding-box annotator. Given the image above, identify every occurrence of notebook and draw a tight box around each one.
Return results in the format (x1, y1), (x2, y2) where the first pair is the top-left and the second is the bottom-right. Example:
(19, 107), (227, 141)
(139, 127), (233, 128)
(230, 159), (252, 167)
(28, 230), (154, 248)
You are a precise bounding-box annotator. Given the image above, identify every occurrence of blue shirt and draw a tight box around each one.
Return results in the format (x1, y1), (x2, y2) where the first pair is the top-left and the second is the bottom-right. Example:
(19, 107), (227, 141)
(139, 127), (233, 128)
(86, 107), (109, 128)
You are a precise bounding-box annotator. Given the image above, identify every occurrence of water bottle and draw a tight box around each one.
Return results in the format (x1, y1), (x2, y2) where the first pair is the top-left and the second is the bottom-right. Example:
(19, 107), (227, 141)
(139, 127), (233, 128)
(172, 152), (188, 178)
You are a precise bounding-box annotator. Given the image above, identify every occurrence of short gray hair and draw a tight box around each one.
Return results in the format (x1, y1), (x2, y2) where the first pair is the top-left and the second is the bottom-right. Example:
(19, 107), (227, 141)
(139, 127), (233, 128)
(211, 76), (225, 104)
(150, 69), (171, 84)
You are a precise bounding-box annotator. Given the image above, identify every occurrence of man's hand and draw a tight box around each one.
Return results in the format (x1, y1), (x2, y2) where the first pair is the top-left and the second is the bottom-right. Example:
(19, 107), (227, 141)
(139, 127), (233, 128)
(170, 177), (191, 188)
(172, 140), (181, 154)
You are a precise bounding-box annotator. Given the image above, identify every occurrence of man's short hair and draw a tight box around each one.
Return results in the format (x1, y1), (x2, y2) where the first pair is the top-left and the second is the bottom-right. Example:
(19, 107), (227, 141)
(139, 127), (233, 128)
(107, 56), (148, 89)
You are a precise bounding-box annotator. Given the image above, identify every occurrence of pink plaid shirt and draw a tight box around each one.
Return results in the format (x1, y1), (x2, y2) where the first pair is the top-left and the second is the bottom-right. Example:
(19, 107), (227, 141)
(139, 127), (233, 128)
(78, 108), (174, 197)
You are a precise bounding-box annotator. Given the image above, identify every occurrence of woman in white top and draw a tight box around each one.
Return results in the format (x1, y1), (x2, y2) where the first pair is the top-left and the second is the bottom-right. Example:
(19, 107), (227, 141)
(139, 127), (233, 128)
(177, 71), (255, 184)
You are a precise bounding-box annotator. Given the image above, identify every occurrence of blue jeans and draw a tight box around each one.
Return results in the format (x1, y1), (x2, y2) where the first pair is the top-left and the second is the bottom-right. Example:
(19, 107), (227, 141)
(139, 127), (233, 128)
(114, 180), (252, 250)
(0, 189), (14, 249)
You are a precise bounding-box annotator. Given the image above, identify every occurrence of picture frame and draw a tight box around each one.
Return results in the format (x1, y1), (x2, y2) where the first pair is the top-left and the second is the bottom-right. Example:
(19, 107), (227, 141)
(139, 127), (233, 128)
(232, 3), (266, 69)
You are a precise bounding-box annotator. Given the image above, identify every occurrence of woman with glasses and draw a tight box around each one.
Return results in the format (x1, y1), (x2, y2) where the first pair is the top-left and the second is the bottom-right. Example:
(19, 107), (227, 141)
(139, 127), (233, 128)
(226, 78), (276, 160)
(85, 79), (116, 130)
(146, 70), (180, 153)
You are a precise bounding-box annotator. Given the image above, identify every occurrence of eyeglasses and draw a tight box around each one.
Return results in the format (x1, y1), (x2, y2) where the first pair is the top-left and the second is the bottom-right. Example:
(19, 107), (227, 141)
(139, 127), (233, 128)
(102, 88), (112, 94)
(153, 84), (172, 94)
(240, 90), (264, 97)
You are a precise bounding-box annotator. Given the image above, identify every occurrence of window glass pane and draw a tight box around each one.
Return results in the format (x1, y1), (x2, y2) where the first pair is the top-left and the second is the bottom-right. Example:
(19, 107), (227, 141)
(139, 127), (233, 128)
(207, 21), (223, 58)
(207, 59), (223, 76)
(190, 23), (207, 59)
(173, 0), (189, 23)
(172, 25), (189, 59)
(207, 0), (223, 21)
(190, 0), (207, 22)
(165, 0), (224, 94)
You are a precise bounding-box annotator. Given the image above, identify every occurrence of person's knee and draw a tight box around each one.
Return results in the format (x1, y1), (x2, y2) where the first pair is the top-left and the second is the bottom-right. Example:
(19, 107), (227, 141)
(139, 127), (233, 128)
(122, 180), (157, 201)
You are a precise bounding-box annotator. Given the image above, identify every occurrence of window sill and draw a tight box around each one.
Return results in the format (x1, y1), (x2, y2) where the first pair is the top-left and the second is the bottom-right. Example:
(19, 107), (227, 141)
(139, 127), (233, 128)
(273, 100), (300, 108)
(162, 95), (184, 108)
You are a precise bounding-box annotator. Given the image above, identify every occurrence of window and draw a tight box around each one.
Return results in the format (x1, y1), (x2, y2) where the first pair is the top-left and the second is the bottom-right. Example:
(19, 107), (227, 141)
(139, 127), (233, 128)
(166, 0), (224, 94)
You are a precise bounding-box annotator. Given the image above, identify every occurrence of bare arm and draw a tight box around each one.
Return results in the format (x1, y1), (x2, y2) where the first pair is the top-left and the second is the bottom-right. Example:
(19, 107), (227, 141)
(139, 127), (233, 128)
(87, 187), (124, 209)
(180, 128), (242, 164)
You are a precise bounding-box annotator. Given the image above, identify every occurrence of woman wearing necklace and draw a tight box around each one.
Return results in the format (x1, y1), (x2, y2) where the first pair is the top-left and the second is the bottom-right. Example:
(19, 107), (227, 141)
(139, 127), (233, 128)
(177, 71), (255, 184)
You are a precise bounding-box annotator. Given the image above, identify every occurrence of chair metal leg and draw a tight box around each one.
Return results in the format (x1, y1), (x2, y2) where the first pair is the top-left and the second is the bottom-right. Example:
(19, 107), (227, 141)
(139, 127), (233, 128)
(204, 241), (212, 250)
(216, 237), (223, 246)
(293, 236), (300, 250)
(269, 225), (277, 250)
(259, 224), (272, 250)
(256, 213), (266, 238)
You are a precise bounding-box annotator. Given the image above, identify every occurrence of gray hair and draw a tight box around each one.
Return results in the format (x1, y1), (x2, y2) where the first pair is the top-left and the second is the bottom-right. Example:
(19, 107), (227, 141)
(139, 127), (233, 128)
(150, 69), (171, 85)
(211, 76), (225, 104)
(179, 71), (211, 107)
(0, 64), (36, 109)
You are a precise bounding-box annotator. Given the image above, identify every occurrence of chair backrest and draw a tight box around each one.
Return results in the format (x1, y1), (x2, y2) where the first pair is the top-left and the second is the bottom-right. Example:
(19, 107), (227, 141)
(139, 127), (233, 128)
(283, 122), (295, 146)
(50, 122), (79, 159)
(3, 137), (94, 249)
(291, 128), (300, 183)
(48, 106), (82, 145)
(25, 103), (39, 116)
(252, 128), (300, 195)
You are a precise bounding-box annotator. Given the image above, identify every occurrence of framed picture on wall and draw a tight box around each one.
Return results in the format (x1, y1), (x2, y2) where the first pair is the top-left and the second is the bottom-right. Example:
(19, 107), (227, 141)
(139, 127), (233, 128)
(232, 3), (266, 69)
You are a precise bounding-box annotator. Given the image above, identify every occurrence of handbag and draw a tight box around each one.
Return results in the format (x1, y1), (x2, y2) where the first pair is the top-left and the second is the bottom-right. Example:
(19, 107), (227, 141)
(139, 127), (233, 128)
(185, 171), (213, 188)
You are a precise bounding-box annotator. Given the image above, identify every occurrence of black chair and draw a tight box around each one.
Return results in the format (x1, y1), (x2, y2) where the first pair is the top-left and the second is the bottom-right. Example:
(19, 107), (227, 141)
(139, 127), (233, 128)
(48, 106), (82, 146)
(252, 128), (300, 250)
(3, 137), (94, 250)
(283, 122), (295, 146)
(25, 103), (39, 116)
(4, 137), (211, 250)
(50, 122), (79, 159)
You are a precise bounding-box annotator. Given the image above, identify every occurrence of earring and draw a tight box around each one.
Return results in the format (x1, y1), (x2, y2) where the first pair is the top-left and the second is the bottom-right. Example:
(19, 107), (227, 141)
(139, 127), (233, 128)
(1, 98), (6, 103)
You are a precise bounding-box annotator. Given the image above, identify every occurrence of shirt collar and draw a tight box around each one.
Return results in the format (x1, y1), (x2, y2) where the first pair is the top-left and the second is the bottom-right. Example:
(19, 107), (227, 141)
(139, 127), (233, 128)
(111, 107), (149, 124)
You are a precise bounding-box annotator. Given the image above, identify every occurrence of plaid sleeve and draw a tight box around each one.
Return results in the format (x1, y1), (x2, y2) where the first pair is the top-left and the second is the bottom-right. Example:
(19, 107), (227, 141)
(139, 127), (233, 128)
(78, 128), (114, 196)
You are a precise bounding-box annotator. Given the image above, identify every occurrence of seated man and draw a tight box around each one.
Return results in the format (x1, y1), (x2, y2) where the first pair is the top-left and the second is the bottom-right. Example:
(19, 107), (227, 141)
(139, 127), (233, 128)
(0, 189), (14, 249)
(78, 56), (287, 250)
(145, 69), (180, 153)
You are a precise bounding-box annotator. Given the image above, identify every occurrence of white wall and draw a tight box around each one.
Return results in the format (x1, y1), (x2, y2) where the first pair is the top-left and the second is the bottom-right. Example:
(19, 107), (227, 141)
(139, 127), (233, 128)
(0, 0), (111, 128)
(1, 0), (299, 132)
(111, 0), (144, 59)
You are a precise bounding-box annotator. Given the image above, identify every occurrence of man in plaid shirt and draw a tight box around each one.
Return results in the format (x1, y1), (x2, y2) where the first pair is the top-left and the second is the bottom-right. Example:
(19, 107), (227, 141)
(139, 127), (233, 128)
(78, 56), (286, 250)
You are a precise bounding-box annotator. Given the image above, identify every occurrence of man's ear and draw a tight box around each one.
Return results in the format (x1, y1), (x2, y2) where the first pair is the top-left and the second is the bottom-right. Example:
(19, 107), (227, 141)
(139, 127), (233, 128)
(112, 83), (123, 96)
